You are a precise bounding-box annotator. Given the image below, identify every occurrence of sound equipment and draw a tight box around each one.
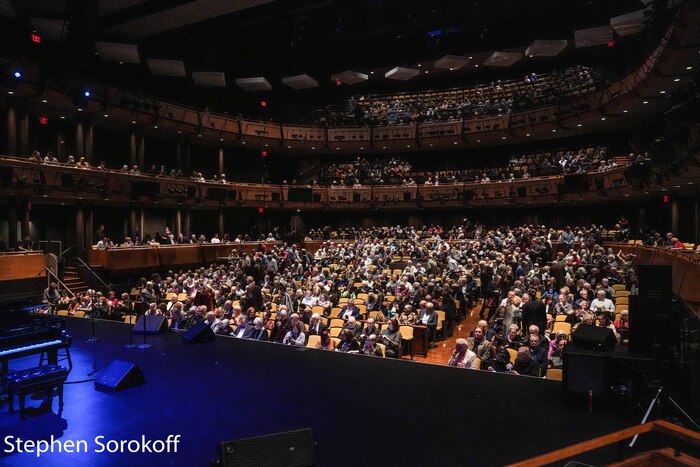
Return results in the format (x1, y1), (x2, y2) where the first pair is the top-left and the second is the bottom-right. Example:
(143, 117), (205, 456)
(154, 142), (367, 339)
(571, 324), (616, 351)
(182, 321), (215, 343)
(94, 360), (144, 393)
(132, 315), (168, 335)
(630, 264), (676, 356)
(563, 346), (611, 395)
(219, 429), (315, 467)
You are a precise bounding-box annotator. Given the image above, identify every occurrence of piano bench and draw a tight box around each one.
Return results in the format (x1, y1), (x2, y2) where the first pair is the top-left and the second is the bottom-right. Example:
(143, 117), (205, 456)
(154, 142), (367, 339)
(2, 364), (68, 419)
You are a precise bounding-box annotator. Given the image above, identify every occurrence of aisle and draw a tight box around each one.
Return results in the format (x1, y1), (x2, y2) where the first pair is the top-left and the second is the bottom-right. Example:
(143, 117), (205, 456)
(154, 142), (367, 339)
(409, 300), (482, 366)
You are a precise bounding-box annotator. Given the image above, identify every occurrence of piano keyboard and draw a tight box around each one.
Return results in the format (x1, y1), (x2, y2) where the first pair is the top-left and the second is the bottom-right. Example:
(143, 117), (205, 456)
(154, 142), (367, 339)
(0, 339), (63, 357)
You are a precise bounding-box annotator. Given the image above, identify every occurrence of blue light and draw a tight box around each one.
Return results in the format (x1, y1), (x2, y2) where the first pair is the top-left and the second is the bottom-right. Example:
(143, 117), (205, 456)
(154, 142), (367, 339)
(427, 29), (443, 38)
(84, 90), (91, 97)
(13, 71), (22, 78)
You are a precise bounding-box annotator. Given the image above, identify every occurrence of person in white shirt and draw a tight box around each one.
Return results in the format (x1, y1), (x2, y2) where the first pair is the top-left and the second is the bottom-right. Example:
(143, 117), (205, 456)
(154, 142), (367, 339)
(590, 289), (614, 314)
(210, 234), (221, 243)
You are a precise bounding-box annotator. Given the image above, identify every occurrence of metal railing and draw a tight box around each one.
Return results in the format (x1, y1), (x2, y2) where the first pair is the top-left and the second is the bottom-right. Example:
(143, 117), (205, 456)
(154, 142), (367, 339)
(75, 256), (110, 291)
(44, 266), (75, 298)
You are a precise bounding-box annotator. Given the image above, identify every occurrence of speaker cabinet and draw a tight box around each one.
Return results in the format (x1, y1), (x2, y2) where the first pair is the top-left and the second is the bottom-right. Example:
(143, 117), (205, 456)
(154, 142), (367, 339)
(563, 346), (611, 395)
(572, 324), (616, 351)
(95, 360), (144, 393)
(220, 429), (315, 467)
(182, 321), (215, 343)
(630, 264), (676, 356)
(133, 315), (168, 335)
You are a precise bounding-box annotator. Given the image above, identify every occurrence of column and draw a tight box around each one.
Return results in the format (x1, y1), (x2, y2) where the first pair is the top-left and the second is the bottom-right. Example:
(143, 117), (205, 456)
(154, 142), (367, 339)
(7, 105), (17, 156)
(139, 208), (145, 241)
(671, 199), (679, 236)
(21, 203), (30, 241)
(130, 131), (137, 168)
(129, 206), (138, 239)
(183, 209), (191, 237)
(19, 112), (29, 156)
(218, 210), (224, 238)
(75, 121), (84, 158)
(175, 208), (182, 236)
(86, 207), (94, 247)
(138, 134), (145, 169)
(638, 207), (646, 233)
(75, 206), (85, 257)
(218, 145), (224, 176)
(56, 130), (66, 159)
(85, 123), (94, 163)
(175, 141), (182, 171)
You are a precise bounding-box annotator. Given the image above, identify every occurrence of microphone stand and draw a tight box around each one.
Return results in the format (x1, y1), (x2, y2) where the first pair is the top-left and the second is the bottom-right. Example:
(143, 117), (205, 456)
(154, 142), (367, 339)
(125, 313), (137, 349)
(87, 310), (99, 343)
(138, 310), (153, 349)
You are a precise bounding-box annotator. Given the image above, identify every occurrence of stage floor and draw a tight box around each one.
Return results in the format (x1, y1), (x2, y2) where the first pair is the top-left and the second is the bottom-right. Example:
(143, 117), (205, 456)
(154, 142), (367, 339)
(1, 317), (634, 466)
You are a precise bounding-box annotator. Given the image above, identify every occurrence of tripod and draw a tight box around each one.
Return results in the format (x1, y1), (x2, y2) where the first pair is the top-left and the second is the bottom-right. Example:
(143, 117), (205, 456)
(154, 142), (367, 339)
(629, 384), (700, 447)
(87, 312), (99, 343)
(125, 315), (137, 349)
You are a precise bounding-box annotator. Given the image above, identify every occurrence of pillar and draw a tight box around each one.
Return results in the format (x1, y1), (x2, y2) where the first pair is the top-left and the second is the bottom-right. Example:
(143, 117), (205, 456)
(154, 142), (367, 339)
(183, 209), (191, 237)
(85, 123), (94, 163)
(175, 208), (182, 237)
(218, 145), (224, 176)
(139, 208), (145, 241)
(56, 130), (66, 159)
(138, 134), (145, 169)
(129, 206), (138, 239)
(7, 105), (17, 156)
(20, 200), (30, 241)
(671, 199), (679, 236)
(175, 141), (182, 171)
(75, 121), (84, 158)
(75, 206), (85, 257)
(638, 206), (646, 233)
(86, 207), (94, 247)
(218, 210), (224, 238)
(129, 131), (137, 168)
(19, 112), (29, 156)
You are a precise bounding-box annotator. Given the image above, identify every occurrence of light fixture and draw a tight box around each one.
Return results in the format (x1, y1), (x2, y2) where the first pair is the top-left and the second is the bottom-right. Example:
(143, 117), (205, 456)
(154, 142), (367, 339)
(287, 145), (291, 148)
(686, 66), (693, 70)
(60, 116), (65, 119)
(453, 141), (458, 145)
(103, 114), (109, 117)
(311, 147), (315, 150)
(660, 90), (666, 94)
(132, 120), (136, 124)
(7, 91), (13, 95)
(83, 90), (91, 97)
(13, 70), (22, 78)
(501, 136), (506, 140)
(601, 117), (606, 121)
(153, 125), (158, 129)
(77, 108), (83, 112)
(526, 133), (530, 136)
(623, 110), (628, 113)
(552, 129), (557, 132)
(674, 78), (680, 82)
(425, 71), (429, 74)
(642, 101), (648, 104)
(577, 123), (582, 127)
(221, 139), (225, 142)
(41, 99), (47, 103)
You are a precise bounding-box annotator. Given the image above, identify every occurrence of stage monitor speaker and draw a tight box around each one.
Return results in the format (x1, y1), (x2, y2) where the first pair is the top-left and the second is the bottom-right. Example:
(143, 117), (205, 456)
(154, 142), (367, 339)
(182, 321), (215, 343)
(132, 315), (168, 335)
(563, 346), (611, 395)
(219, 428), (315, 467)
(94, 360), (144, 393)
(637, 264), (672, 303)
(571, 324), (616, 351)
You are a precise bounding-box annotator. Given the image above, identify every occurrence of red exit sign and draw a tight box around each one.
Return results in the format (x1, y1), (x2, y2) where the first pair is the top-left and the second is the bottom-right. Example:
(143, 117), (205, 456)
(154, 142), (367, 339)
(31, 34), (41, 43)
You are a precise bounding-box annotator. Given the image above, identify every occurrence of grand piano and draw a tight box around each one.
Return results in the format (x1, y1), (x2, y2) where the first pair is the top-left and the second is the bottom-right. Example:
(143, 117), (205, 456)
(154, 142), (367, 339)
(0, 302), (72, 374)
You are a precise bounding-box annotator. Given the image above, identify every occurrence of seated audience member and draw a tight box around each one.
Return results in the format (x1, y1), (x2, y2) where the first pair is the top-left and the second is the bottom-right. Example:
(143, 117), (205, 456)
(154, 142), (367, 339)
(342, 315), (362, 338)
(90, 295), (110, 319)
(379, 317), (402, 358)
(467, 326), (491, 361)
(417, 302), (438, 348)
(307, 313), (328, 336)
(548, 331), (568, 368)
(504, 324), (523, 349)
(43, 282), (60, 310)
(447, 338), (477, 369)
(510, 346), (542, 377)
(527, 333), (548, 374)
(283, 313), (306, 345)
(361, 334), (384, 357)
(483, 335), (511, 372)
(335, 328), (360, 353)
(232, 316), (251, 338)
(316, 329), (335, 350)
(590, 289), (614, 314)
(614, 309), (629, 342)
(169, 304), (187, 330)
(338, 299), (361, 320)
(360, 317), (381, 341)
(398, 304), (417, 325)
(246, 317), (269, 341)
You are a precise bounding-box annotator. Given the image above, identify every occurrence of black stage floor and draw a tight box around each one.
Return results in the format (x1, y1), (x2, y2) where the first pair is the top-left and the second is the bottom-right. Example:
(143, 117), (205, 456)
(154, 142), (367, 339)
(1, 318), (635, 466)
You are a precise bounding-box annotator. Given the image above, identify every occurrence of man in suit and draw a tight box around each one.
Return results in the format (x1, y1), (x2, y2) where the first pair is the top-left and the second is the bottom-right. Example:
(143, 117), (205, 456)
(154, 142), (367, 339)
(139, 282), (157, 309)
(521, 292), (547, 335)
(307, 313), (328, 336)
(232, 316), (252, 338)
(342, 316), (362, 339)
(416, 302), (439, 348)
(456, 274), (478, 316)
(338, 299), (361, 320)
(245, 317), (269, 341)
(241, 276), (263, 312)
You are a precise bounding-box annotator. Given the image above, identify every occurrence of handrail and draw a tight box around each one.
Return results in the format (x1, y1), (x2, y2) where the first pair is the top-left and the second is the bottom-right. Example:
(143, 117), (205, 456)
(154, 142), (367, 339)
(44, 266), (75, 299)
(508, 420), (700, 467)
(60, 244), (75, 258)
(75, 256), (110, 291)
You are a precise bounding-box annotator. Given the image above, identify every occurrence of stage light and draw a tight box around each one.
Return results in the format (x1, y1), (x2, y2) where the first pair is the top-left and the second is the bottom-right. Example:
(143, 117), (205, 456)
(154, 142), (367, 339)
(13, 70), (22, 78)
(84, 90), (91, 97)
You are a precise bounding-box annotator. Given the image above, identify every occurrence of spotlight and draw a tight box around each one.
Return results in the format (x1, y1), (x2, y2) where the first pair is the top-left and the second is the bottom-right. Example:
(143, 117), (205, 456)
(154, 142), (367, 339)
(83, 90), (91, 97)
(13, 70), (22, 78)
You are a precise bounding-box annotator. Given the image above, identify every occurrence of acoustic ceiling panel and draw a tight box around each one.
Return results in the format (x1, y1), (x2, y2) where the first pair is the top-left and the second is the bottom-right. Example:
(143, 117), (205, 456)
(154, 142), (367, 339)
(434, 55), (470, 70)
(574, 25), (614, 48)
(95, 42), (141, 64)
(525, 40), (568, 58)
(192, 71), (226, 87)
(281, 74), (319, 89)
(235, 77), (272, 91)
(385, 66), (420, 80)
(330, 70), (368, 85)
(147, 59), (186, 77)
(611, 9), (647, 37)
(484, 51), (523, 67)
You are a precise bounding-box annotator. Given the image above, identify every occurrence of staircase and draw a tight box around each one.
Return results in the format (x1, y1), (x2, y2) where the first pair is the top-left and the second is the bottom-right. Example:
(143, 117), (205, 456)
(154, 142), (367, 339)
(63, 265), (90, 296)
